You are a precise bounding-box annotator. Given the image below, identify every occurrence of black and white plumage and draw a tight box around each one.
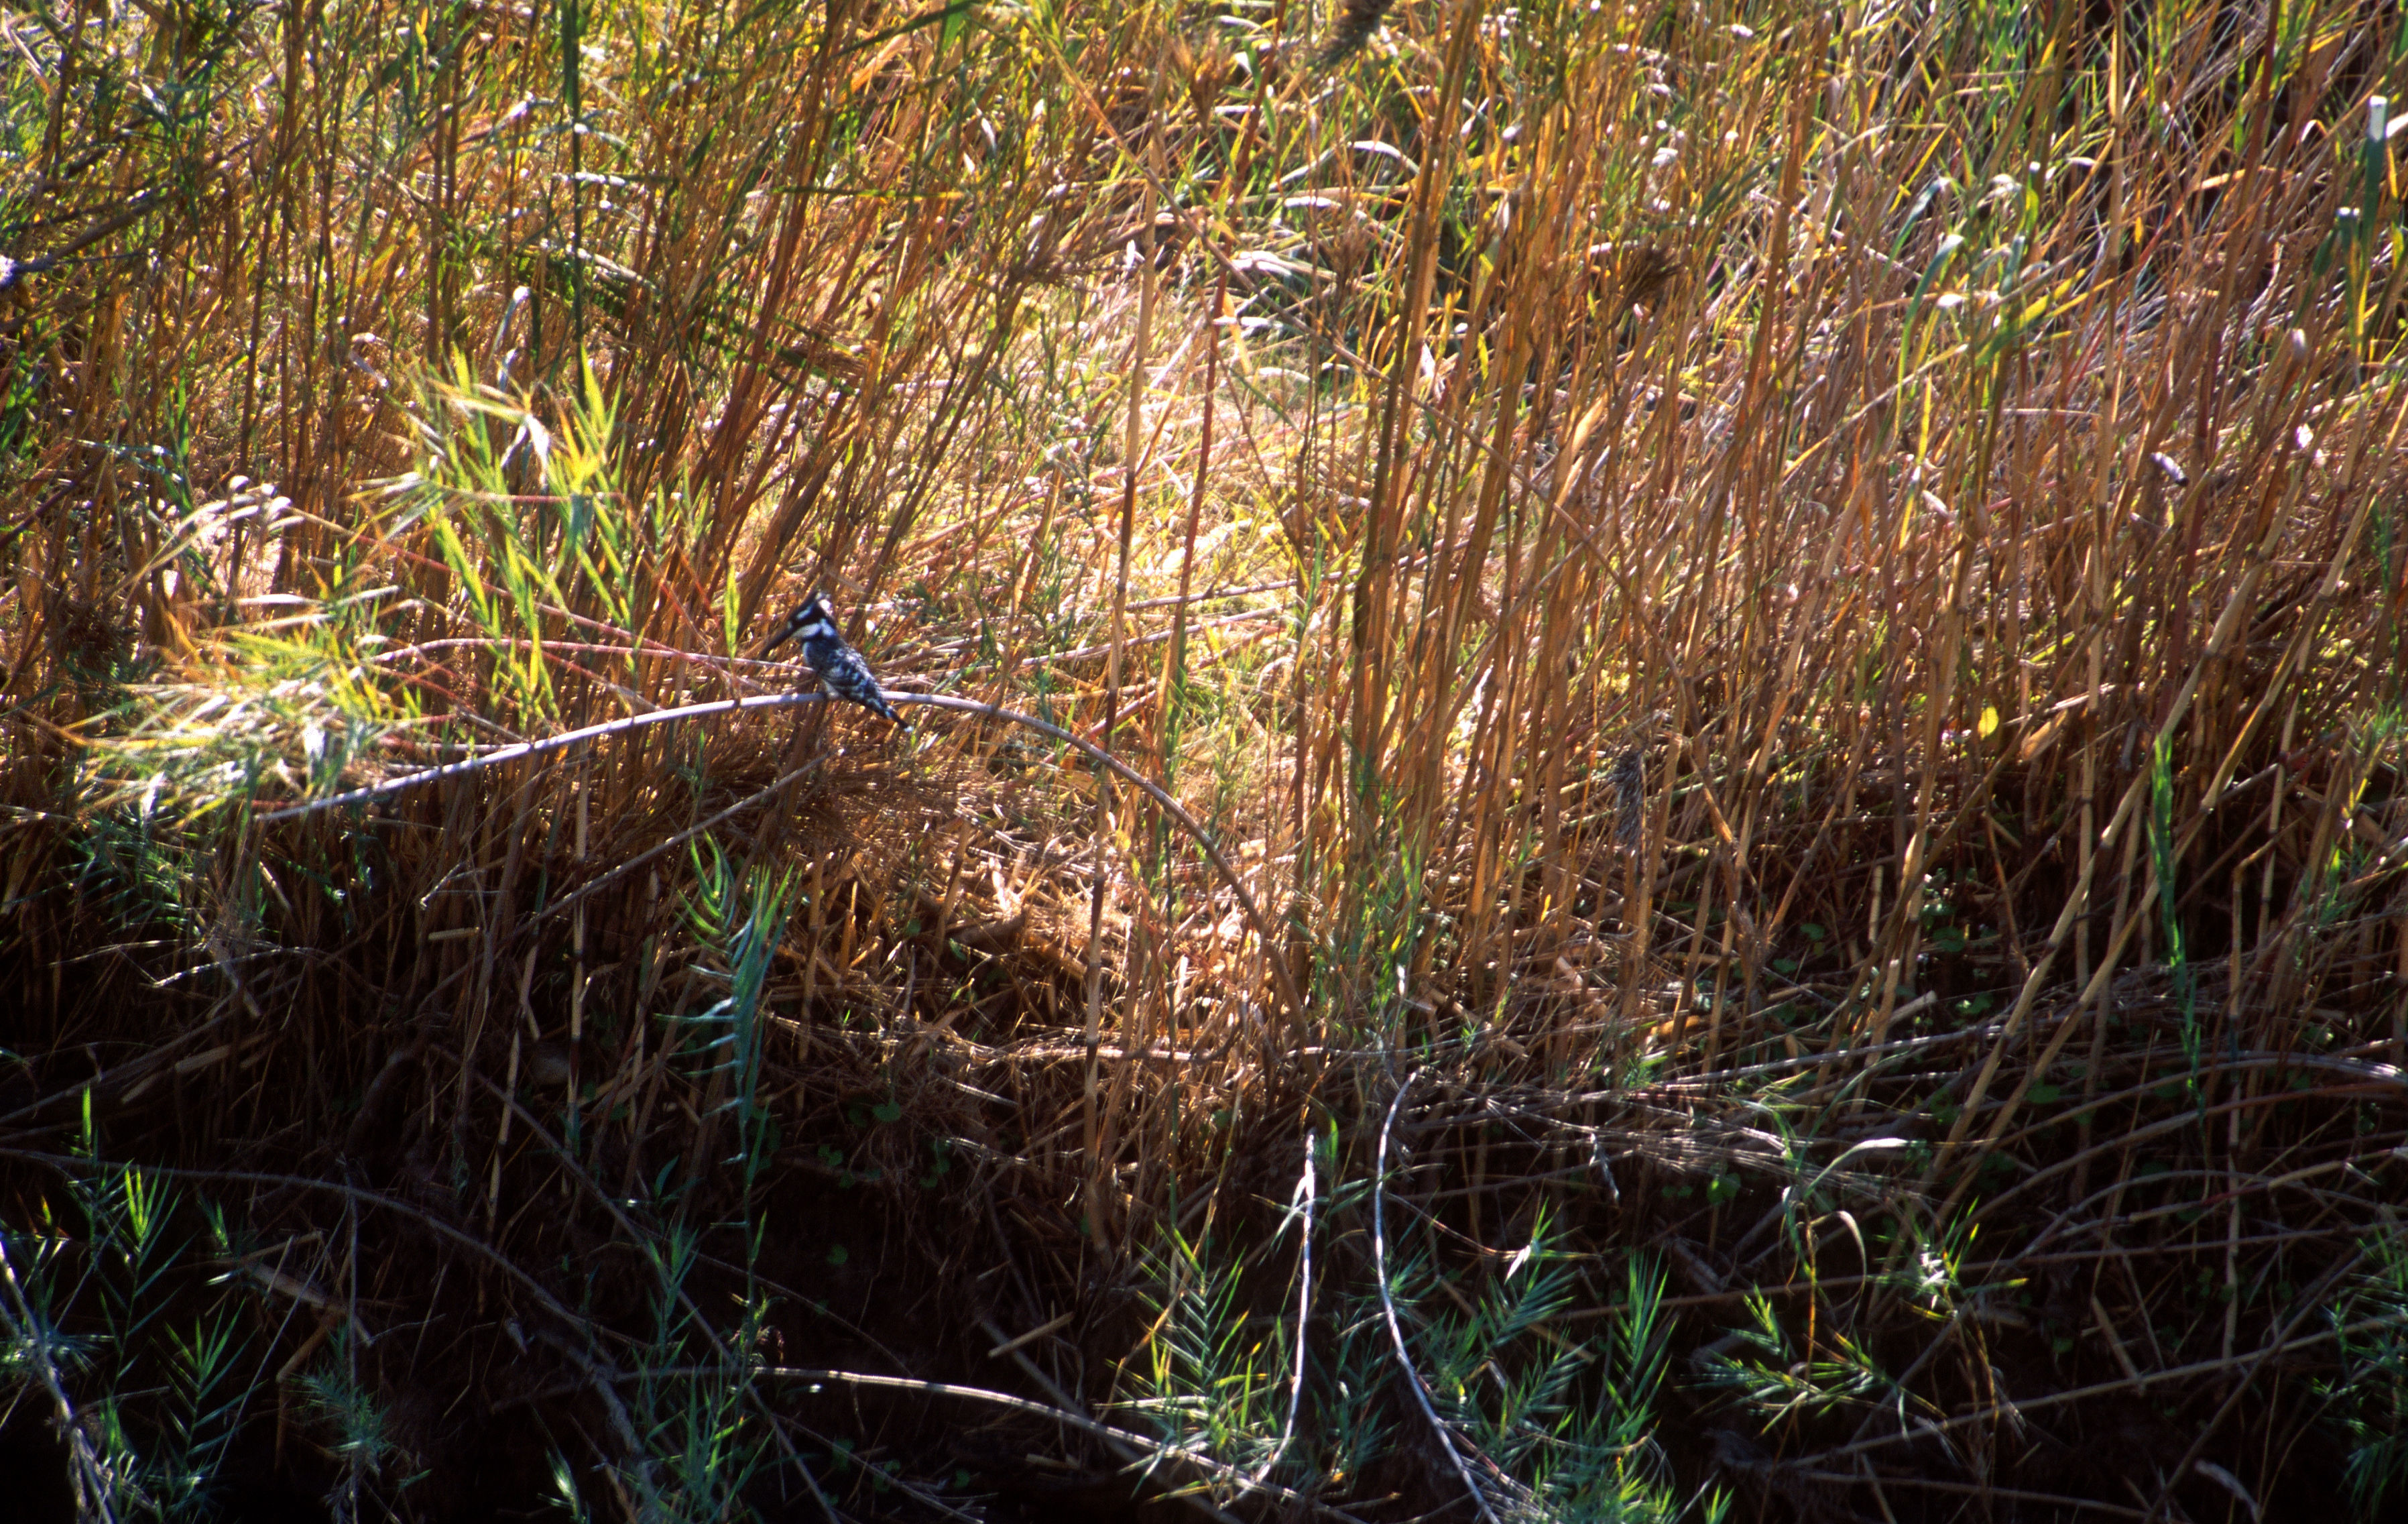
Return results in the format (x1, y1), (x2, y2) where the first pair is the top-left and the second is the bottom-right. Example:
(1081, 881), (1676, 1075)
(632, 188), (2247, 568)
(1611, 748), (1645, 848)
(761, 592), (902, 725)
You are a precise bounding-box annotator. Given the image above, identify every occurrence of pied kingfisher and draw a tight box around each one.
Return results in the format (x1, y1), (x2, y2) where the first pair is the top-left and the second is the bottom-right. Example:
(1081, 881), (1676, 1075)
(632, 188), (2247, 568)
(761, 592), (902, 725)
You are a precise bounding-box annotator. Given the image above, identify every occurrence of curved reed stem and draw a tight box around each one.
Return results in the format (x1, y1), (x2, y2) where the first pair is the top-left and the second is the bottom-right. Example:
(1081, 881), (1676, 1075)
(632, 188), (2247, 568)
(254, 692), (1305, 1016)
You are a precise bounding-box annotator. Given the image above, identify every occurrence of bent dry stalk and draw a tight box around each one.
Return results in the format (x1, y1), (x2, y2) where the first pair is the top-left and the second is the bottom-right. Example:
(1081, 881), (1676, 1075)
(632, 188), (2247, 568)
(253, 691), (1305, 1018)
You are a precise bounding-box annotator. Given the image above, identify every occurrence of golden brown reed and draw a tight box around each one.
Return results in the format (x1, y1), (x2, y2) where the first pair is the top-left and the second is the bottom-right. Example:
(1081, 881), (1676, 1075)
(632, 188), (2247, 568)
(2, 0), (2404, 1515)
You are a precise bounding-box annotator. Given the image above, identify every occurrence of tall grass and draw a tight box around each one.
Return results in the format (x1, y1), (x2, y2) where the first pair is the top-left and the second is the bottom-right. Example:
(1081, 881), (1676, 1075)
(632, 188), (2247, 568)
(5, 0), (2405, 1517)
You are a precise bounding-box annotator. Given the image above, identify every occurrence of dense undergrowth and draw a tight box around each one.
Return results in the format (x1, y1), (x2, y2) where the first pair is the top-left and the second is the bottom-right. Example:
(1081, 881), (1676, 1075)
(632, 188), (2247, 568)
(4, 0), (2406, 1519)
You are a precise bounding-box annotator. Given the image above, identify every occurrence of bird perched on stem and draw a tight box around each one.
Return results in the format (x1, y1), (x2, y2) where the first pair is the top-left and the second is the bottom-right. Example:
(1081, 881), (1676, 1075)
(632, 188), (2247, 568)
(760, 592), (902, 725)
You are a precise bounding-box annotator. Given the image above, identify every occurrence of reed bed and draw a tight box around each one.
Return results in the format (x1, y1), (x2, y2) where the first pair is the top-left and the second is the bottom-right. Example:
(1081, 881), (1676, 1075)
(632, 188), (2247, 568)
(3, 0), (2405, 1519)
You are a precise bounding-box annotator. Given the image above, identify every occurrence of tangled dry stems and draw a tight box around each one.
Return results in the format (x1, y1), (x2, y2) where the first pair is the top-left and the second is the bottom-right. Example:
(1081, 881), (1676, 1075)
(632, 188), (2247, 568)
(3, 0), (2406, 1519)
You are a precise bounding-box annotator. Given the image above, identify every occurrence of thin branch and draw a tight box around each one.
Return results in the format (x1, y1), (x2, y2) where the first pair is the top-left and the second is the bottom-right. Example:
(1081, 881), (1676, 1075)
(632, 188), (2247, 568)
(759, 1366), (1370, 1523)
(0, 1233), (122, 1524)
(1373, 1068), (1502, 1524)
(252, 692), (1305, 1015)
(1253, 1132), (1317, 1486)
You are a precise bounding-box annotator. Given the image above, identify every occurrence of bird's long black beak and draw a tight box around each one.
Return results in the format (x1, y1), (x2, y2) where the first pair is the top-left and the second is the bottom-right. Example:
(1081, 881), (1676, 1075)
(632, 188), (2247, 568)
(759, 627), (793, 658)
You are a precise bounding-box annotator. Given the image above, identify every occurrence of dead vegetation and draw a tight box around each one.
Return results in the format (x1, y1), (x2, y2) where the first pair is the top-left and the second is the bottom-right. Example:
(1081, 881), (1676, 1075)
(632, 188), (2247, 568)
(3, 0), (2406, 1519)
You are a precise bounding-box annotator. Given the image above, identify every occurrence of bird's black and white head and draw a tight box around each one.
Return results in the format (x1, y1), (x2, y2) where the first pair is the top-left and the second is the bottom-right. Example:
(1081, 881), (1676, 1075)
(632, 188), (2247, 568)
(761, 591), (842, 658)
